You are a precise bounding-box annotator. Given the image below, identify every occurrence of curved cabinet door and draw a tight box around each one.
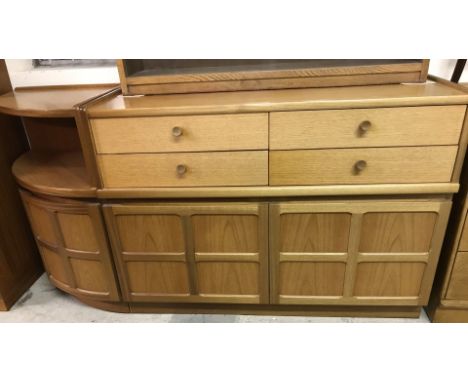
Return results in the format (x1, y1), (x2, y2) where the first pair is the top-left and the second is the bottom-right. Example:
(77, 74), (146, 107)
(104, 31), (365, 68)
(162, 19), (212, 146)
(20, 191), (120, 302)
(270, 199), (451, 306)
(103, 203), (268, 304)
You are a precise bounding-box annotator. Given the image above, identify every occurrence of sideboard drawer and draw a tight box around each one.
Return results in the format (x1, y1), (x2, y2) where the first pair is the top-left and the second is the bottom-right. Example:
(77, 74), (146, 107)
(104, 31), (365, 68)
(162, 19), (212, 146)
(91, 113), (268, 154)
(270, 106), (466, 150)
(98, 151), (268, 188)
(269, 146), (457, 186)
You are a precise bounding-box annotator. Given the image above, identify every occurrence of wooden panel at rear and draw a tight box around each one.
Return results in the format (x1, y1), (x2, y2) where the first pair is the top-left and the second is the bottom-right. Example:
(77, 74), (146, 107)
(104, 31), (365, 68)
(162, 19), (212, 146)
(99, 151), (268, 188)
(270, 106), (466, 150)
(280, 213), (351, 252)
(360, 212), (437, 252)
(446, 252), (468, 300)
(91, 113), (268, 154)
(279, 262), (346, 296)
(354, 262), (426, 297)
(269, 146), (457, 186)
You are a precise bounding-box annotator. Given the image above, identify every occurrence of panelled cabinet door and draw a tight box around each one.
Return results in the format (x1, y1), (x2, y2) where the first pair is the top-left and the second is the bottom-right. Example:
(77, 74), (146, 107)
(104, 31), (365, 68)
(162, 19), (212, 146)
(20, 191), (120, 302)
(103, 203), (268, 304)
(270, 200), (451, 306)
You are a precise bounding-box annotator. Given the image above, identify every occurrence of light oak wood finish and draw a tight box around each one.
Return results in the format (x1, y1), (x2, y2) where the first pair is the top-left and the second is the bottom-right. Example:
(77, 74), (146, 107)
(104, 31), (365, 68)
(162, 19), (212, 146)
(91, 113), (268, 154)
(270, 146), (457, 186)
(12, 151), (96, 198)
(87, 82), (468, 118)
(98, 151), (268, 188)
(20, 191), (120, 301)
(96, 183), (460, 199)
(270, 200), (451, 306)
(118, 59), (429, 95)
(103, 203), (268, 304)
(270, 106), (466, 150)
(0, 84), (117, 118)
(5, 74), (468, 318)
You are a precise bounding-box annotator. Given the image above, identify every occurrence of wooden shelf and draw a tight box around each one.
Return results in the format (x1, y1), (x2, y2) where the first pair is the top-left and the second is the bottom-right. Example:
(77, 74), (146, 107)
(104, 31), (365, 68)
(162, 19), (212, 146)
(0, 84), (117, 118)
(12, 151), (97, 198)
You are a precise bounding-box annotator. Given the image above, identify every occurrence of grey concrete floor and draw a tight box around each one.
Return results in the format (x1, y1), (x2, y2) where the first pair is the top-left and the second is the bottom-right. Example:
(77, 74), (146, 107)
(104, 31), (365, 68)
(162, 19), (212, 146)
(0, 274), (430, 323)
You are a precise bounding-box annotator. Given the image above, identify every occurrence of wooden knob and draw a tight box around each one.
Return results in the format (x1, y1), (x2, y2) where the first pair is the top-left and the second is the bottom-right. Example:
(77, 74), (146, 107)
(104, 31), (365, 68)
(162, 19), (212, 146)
(172, 126), (183, 137)
(354, 160), (367, 173)
(176, 164), (187, 175)
(358, 120), (372, 135)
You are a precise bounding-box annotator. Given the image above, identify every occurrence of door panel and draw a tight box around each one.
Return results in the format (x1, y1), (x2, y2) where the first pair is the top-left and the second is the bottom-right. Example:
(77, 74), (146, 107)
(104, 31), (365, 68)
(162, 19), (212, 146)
(104, 203), (268, 304)
(270, 200), (451, 306)
(20, 191), (120, 302)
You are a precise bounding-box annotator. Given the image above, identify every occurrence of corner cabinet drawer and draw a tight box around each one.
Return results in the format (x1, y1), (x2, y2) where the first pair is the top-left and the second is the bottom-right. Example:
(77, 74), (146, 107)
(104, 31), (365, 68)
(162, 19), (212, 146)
(270, 106), (466, 150)
(270, 146), (457, 186)
(91, 113), (268, 154)
(98, 151), (268, 188)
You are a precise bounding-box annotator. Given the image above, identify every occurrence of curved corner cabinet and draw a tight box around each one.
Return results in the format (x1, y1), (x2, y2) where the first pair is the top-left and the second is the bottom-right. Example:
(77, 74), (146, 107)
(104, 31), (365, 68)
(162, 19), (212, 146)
(20, 191), (119, 302)
(4, 80), (468, 318)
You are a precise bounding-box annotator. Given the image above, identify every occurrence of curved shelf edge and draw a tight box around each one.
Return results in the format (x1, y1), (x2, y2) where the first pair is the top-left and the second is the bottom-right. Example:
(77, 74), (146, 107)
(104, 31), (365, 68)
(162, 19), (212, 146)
(0, 85), (118, 118)
(13, 151), (97, 198)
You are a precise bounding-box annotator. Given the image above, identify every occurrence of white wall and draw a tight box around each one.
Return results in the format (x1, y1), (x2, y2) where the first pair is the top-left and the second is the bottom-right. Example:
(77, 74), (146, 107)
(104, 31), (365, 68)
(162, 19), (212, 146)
(5, 59), (120, 88)
(429, 59), (468, 82)
(4, 59), (467, 89)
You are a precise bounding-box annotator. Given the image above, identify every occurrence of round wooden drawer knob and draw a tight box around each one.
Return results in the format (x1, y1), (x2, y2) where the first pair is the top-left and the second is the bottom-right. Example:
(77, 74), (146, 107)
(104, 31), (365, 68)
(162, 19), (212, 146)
(358, 120), (372, 135)
(172, 126), (183, 137)
(354, 160), (367, 173)
(176, 164), (187, 175)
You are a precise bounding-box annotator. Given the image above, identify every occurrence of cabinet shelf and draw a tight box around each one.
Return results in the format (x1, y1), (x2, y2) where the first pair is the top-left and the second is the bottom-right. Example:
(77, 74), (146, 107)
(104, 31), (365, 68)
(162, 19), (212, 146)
(0, 84), (117, 118)
(12, 151), (97, 198)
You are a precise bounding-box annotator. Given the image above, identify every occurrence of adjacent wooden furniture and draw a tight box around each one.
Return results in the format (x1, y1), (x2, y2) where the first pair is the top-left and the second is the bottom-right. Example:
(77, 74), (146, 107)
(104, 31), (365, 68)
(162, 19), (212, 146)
(3, 73), (468, 318)
(118, 59), (430, 95)
(426, 82), (468, 322)
(0, 60), (43, 311)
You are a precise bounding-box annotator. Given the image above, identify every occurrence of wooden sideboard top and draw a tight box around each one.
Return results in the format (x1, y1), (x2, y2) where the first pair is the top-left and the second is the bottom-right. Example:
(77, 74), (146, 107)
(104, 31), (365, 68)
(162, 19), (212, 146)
(0, 84), (118, 118)
(87, 81), (468, 118)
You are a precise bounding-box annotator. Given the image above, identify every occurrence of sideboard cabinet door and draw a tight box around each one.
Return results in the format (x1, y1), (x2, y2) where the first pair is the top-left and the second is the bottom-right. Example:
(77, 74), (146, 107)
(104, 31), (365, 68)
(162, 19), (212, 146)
(20, 191), (120, 301)
(103, 203), (268, 304)
(270, 199), (451, 306)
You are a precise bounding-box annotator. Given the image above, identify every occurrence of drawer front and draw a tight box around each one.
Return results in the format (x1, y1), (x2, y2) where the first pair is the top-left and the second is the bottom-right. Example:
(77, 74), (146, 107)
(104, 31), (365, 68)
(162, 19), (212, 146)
(269, 146), (457, 186)
(270, 106), (466, 150)
(98, 151), (268, 188)
(91, 113), (268, 154)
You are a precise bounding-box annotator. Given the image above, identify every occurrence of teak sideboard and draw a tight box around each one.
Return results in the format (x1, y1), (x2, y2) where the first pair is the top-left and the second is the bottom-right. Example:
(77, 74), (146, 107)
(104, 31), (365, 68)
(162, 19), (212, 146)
(1, 77), (468, 317)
